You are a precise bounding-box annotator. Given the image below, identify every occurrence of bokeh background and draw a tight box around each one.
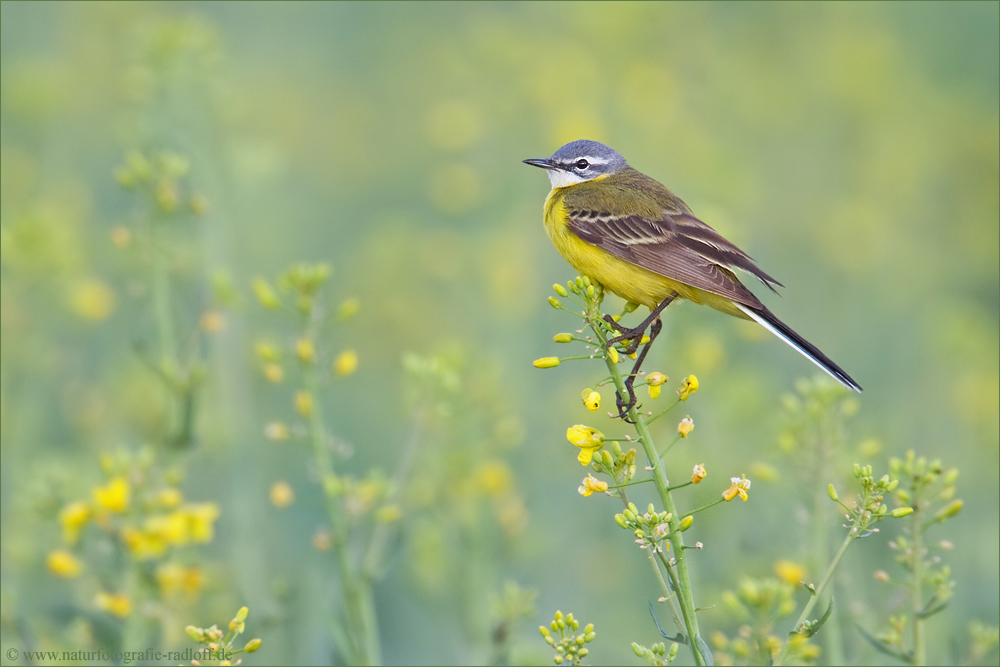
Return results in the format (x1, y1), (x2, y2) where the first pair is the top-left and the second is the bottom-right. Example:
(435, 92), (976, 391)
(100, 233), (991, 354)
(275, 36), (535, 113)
(1, 2), (997, 665)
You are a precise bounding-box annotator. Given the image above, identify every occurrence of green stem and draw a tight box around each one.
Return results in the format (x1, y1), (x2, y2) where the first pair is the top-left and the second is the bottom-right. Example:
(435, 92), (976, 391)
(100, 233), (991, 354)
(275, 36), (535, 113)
(685, 498), (726, 517)
(647, 398), (681, 425)
(912, 491), (926, 666)
(774, 531), (855, 666)
(591, 311), (706, 666)
(303, 359), (380, 665)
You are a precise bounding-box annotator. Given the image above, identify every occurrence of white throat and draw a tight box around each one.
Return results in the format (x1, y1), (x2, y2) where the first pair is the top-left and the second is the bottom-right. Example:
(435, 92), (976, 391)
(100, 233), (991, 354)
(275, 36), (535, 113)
(547, 169), (588, 189)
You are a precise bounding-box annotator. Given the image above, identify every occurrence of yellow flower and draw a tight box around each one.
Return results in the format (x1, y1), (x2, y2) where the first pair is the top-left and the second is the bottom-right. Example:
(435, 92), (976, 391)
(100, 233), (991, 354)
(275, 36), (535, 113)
(186, 503), (221, 542)
(122, 527), (167, 560)
(532, 356), (560, 369)
(95, 592), (132, 618)
(678, 375), (699, 400)
(649, 384), (662, 399)
(775, 560), (806, 585)
(110, 226), (132, 248)
(254, 341), (281, 362)
(334, 349), (358, 377)
(59, 501), (90, 544)
(566, 425), (605, 466)
(295, 390), (313, 416)
(93, 477), (130, 513)
(263, 363), (284, 383)
(578, 474), (608, 497)
(157, 487), (183, 509)
(296, 338), (316, 363)
(47, 549), (83, 578)
(312, 531), (332, 551)
(264, 421), (290, 441)
(182, 567), (205, 595)
(691, 464), (707, 484)
(582, 390), (601, 412)
(723, 475), (752, 502)
(147, 511), (190, 546)
(200, 311), (225, 333)
(270, 481), (295, 508)
(156, 561), (185, 596)
(68, 279), (117, 321)
(376, 504), (402, 523)
(646, 372), (668, 386)
(476, 460), (512, 496)
(677, 416), (694, 438)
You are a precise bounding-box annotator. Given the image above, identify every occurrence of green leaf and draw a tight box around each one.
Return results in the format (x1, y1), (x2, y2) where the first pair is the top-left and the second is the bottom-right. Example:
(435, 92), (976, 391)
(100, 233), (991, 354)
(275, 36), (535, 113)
(855, 624), (914, 663)
(695, 635), (714, 666)
(917, 600), (949, 620)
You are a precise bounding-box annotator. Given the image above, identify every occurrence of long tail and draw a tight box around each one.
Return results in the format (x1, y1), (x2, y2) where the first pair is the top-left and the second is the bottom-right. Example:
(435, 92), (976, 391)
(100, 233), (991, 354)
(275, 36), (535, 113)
(735, 303), (862, 392)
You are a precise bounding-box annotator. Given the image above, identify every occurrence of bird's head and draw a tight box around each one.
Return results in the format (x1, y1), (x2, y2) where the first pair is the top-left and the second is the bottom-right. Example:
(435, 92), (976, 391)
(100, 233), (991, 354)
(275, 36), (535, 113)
(523, 140), (628, 188)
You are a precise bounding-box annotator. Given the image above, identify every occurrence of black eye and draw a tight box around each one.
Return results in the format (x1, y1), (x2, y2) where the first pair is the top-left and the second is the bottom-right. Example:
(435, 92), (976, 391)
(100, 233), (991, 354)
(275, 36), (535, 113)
(575, 159), (589, 170)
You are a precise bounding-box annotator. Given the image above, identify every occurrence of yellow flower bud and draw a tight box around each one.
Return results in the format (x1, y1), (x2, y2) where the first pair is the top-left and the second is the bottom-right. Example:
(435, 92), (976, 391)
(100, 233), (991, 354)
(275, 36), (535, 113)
(47, 549), (83, 578)
(678, 375), (699, 400)
(296, 338), (316, 363)
(252, 278), (280, 309)
(553, 283), (568, 297)
(891, 507), (914, 518)
(828, 484), (839, 501)
(294, 391), (313, 416)
(935, 500), (963, 521)
(583, 391), (601, 412)
(532, 357), (560, 369)
(677, 416), (694, 438)
(548, 296), (562, 309)
(553, 333), (574, 343)
(334, 349), (359, 377)
(263, 363), (284, 383)
(679, 515), (693, 531)
(608, 347), (619, 363)
(245, 638), (262, 653)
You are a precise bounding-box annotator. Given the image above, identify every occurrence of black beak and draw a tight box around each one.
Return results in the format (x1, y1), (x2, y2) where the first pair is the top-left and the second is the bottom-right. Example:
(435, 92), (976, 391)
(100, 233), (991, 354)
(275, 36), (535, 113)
(522, 158), (559, 170)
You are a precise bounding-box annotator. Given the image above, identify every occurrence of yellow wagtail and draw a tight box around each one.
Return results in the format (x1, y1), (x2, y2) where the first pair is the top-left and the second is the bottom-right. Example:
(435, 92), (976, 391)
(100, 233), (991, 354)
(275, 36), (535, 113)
(524, 139), (861, 415)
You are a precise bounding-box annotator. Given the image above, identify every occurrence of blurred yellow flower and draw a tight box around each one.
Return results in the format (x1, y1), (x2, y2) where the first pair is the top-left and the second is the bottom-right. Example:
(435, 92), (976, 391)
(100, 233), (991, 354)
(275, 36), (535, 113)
(200, 311), (225, 333)
(93, 476), (130, 513)
(270, 481), (294, 508)
(95, 591), (132, 618)
(334, 349), (358, 377)
(691, 464), (707, 484)
(312, 530), (332, 551)
(156, 561), (185, 595)
(338, 297), (360, 320)
(723, 475), (751, 502)
(774, 560), (806, 585)
(678, 375), (699, 401)
(68, 278), (117, 321)
(294, 390), (313, 416)
(47, 549), (83, 578)
(578, 474), (608, 497)
(59, 501), (90, 544)
(254, 341), (281, 362)
(252, 278), (280, 309)
(376, 504), (402, 523)
(186, 503), (221, 542)
(476, 460), (512, 496)
(182, 567), (205, 595)
(264, 421), (290, 441)
(109, 226), (131, 248)
(296, 338), (316, 363)
(263, 363), (284, 383)
(122, 526), (167, 560)
(566, 425), (605, 466)
(677, 416), (694, 438)
(157, 487), (183, 509)
(582, 390), (601, 412)
(147, 512), (190, 546)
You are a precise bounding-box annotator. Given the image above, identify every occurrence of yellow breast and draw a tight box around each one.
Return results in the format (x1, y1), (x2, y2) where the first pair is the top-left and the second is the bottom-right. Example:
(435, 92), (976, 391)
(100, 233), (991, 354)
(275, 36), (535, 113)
(542, 187), (692, 310)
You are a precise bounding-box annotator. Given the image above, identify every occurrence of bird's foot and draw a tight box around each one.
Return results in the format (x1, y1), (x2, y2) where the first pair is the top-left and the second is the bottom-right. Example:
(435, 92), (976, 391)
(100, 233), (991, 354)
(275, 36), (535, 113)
(614, 377), (639, 422)
(602, 315), (646, 355)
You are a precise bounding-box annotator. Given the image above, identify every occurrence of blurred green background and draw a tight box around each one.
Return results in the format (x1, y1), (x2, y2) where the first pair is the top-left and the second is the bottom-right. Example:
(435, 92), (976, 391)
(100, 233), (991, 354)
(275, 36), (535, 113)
(1, 2), (997, 665)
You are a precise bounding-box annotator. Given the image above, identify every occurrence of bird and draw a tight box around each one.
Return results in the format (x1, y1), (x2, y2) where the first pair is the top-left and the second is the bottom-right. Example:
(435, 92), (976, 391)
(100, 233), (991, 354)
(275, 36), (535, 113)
(524, 139), (861, 415)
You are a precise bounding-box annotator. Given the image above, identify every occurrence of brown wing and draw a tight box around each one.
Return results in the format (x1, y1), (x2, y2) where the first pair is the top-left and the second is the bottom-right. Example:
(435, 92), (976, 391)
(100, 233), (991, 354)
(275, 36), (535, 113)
(565, 207), (780, 309)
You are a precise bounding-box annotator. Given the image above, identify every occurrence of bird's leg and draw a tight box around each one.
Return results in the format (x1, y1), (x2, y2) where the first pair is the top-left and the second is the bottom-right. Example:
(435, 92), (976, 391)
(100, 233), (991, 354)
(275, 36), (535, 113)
(615, 317), (663, 421)
(604, 293), (676, 355)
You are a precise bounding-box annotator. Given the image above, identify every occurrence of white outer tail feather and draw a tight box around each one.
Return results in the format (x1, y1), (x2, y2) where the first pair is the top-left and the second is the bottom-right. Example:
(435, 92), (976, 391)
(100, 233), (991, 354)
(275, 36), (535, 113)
(735, 303), (859, 392)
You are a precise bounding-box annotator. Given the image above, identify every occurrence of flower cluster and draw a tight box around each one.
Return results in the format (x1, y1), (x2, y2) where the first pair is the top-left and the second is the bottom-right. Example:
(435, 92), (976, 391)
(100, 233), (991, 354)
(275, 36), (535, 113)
(539, 610), (596, 666)
(47, 449), (219, 614)
(632, 640), (679, 666)
(185, 606), (263, 664)
(614, 502), (676, 554)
